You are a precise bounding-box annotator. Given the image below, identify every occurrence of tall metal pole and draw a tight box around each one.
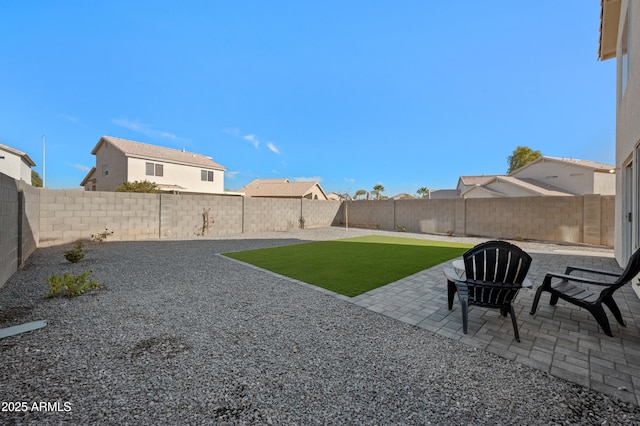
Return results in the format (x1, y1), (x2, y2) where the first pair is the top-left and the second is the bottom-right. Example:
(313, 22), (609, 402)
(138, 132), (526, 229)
(42, 134), (46, 188)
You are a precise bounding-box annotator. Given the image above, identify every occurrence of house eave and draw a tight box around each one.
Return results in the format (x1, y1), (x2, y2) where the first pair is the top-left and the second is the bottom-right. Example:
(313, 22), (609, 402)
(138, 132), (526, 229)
(599, 0), (621, 61)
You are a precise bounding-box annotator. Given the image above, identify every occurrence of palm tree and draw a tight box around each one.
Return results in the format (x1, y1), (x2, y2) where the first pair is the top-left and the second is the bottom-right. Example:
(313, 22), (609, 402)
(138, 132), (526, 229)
(353, 189), (368, 200)
(417, 187), (429, 199)
(372, 184), (385, 200)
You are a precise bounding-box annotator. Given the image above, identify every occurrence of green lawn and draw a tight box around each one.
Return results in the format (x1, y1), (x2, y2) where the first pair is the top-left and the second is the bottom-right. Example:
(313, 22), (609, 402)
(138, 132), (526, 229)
(223, 235), (472, 297)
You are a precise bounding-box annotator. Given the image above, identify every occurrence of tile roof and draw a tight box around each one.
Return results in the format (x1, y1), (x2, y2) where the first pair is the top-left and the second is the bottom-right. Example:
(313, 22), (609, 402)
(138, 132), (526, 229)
(93, 136), (226, 170)
(511, 156), (615, 175)
(240, 179), (326, 198)
(495, 176), (574, 196)
(0, 143), (36, 167)
(459, 175), (501, 186)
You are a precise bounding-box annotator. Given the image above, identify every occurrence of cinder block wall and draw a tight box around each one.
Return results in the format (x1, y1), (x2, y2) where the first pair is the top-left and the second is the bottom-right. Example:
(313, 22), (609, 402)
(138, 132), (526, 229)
(18, 180), (40, 261)
(341, 195), (614, 246)
(301, 199), (342, 228)
(342, 200), (395, 230)
(243, 197), (301, 232)
(39, 190), (161, 246)
(394, 199), (457, 234)
(0, 179), (616, 290)
(159, 193), (243, 238)
(0, 174), (19, 287)
(465, 196), (585, 242)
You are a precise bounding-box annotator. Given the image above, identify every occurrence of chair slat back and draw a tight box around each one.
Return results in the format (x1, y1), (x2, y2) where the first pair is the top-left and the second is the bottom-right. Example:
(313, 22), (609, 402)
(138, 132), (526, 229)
(615, 247), (640, 286)
(463, 240), (532, 285)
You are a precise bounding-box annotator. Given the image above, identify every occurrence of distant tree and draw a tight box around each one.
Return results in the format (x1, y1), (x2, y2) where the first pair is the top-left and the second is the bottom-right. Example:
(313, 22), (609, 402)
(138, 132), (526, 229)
(507, 146), (542, 174)
(116, 180), (160, 193)
(353, 189), (369, 200)
(372, 184), (385, 200)
(31, 170), (43, 187)
(417, 187), (429, 199)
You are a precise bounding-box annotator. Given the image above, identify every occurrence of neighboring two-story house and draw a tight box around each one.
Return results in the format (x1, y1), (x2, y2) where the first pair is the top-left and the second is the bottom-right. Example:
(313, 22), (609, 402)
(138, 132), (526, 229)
(600, 0), (639, 263)
(239, 178), (328, 200)
(81, 136), (227, 194)
(458, 156), (615, 199)
(0, 143), (36, 185)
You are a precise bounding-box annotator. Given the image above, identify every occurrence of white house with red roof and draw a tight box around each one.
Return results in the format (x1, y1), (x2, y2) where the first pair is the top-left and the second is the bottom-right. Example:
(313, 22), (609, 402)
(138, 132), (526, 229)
(81, 136), (227, 194)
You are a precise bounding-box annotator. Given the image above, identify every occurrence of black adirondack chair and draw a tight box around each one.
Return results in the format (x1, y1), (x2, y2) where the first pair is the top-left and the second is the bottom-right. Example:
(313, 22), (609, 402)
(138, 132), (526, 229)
(444, 241), (532, 342)
(530, 248), (640, 337)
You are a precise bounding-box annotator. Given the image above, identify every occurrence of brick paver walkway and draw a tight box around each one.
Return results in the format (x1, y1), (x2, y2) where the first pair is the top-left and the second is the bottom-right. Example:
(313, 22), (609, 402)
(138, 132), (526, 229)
(351, 247), (640, 405)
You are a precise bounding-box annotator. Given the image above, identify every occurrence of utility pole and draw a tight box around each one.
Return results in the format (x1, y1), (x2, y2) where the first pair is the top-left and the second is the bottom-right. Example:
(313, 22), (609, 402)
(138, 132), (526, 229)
(42, 134), (46, 188)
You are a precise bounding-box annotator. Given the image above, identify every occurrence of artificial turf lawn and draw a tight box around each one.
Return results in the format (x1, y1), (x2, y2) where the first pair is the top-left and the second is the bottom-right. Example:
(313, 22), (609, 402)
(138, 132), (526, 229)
(223, 235), (472, 297)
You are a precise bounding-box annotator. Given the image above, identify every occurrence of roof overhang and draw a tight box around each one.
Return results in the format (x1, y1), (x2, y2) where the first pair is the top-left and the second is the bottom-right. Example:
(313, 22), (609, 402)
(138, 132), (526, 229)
(599, 0), (622, 60)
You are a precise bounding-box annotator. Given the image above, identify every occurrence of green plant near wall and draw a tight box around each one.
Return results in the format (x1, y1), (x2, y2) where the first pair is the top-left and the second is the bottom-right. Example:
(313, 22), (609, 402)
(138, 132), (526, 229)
(64, 240), (85, 263)
(91, 228), (114, 243)
(46, 270), (99, 298)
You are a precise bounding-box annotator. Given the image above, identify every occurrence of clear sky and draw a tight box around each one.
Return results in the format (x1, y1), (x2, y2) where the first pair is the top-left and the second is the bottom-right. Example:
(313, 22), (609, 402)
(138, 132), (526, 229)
(1, 1), (616, 197)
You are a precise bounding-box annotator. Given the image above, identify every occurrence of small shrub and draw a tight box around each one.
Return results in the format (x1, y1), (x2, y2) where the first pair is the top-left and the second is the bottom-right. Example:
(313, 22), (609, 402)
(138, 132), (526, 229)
(91, 228), (114, 243)
(396, 225), (406, 232)
(64, 240), (85, 263)
(46, 270), (99, 298)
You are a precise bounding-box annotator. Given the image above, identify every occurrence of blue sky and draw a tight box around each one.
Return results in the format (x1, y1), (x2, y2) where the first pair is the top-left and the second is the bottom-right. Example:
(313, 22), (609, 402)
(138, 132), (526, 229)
(1, 1), (616, 197)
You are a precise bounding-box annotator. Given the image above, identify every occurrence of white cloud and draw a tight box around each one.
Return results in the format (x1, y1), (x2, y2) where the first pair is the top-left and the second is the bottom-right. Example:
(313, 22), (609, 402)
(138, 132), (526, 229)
(66, 162), (91, 172)
(267, 142), (279, 154)
(112, 118), (180, 140)
(345, 178), (356, 184)
(244, 134), (259, 148)
(225, 171), (239, 179)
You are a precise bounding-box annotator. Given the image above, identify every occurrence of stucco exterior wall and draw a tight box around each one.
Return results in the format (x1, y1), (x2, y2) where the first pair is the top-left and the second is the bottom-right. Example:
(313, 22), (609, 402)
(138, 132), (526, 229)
(127, 157), (225, 194)
(94, 143), (128, 191)
(615, 0), (640, 263)
(0, 148), (31, 184)
(303, 185), (328, 200)
(512, 160), (595, 195)
(593, 172), (616, 195)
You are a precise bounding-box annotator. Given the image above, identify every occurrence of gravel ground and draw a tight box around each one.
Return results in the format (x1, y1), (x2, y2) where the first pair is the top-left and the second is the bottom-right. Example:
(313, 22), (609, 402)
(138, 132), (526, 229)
(1, 228), (639, 425)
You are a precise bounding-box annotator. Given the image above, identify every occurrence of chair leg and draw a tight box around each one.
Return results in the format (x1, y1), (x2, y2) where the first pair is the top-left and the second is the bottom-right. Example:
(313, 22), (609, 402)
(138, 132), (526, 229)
(508, 304), (520, 343)
(447, 280), (457, 310)
(530, 276), (553, 315)
(603, 297), (627, 327)
(588, 304), (614, 337)
(530, 286), (545, 315)
(460, 298), (468, 334)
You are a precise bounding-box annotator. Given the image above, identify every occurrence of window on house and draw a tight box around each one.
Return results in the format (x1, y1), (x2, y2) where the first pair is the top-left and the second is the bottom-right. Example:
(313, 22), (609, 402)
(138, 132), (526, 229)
(201, 170), (214, 182)
(146, 162), (164, 176)
(102, 164), (109, 177)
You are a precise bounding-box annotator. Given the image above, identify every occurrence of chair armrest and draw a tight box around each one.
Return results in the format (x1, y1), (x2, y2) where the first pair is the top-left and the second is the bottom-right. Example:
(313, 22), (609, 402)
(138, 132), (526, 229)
(564, 265), (620, 278)
(443, 267), (462, 283)
(546, 271), (618, 286)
